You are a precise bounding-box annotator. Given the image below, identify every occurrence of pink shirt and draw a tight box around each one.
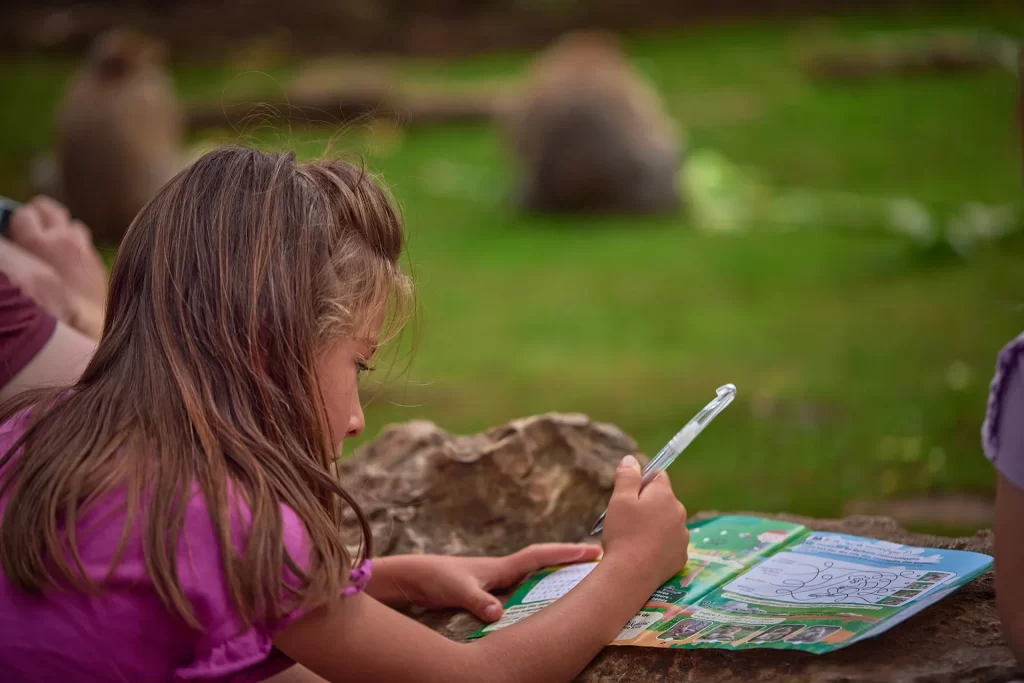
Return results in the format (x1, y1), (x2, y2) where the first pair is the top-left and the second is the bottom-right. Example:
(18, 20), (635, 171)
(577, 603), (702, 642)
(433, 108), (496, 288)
(0, 410), (370, 682)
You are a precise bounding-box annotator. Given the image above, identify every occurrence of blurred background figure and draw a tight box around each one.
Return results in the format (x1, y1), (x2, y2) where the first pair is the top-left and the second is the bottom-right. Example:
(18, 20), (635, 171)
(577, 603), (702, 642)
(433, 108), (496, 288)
(42, 27), (184, 246)
(500, 30), (684, 214)
(0, 0), (1021, 540)
(27, 27), (184, 245)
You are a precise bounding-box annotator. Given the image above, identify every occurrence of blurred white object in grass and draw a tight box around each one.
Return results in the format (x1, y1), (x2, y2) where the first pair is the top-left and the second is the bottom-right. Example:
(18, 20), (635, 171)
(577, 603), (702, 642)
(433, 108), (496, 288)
(682, 148), (765, 233)
(681, 147), (1022, 256)
(947, 202), (1023, 257)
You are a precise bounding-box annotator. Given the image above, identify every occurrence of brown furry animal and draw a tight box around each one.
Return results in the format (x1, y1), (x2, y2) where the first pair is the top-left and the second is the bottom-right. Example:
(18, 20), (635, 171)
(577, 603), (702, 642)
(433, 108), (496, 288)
(500, 31), (684, 215)
(54, 28), (183, 245)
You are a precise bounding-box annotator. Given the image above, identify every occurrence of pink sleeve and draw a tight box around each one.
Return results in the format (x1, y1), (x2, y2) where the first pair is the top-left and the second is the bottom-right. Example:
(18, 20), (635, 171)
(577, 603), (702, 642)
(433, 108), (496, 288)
(173, 491), (371, 682)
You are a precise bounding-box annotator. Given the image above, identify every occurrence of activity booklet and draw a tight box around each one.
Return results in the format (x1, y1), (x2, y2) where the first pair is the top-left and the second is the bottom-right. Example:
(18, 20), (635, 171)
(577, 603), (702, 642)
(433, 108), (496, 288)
(470, 515), (992, 654)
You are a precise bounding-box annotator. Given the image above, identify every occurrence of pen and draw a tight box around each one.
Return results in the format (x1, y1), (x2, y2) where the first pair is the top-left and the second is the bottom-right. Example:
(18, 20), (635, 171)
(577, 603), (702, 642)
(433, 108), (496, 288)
(589, 383), (737, 536)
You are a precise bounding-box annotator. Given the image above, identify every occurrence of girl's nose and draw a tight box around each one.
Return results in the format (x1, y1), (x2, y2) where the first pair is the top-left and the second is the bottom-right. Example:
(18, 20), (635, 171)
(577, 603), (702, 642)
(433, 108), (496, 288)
(347, 398), (365, 438)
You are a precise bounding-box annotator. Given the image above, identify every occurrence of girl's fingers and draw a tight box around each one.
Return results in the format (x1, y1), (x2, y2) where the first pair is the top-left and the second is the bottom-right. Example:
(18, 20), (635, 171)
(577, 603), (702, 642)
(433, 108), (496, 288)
(503, 543), (602, 583)
(458, 581), (505, 623)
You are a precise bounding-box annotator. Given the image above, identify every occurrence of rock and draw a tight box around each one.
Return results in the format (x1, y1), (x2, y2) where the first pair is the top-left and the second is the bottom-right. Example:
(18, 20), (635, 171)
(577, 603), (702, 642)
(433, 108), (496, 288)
(184, 60), (500, 134)
(344, 413), (1018, 682)
(844, 493), (995, 532)
(799, 32), (1019, 83)
(341, 412), (640, 557)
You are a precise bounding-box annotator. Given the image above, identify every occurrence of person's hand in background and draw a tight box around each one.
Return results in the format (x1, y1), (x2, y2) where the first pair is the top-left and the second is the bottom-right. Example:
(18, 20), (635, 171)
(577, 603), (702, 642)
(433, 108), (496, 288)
(6, 196), (108, 339)
(0, 239), (74, 325)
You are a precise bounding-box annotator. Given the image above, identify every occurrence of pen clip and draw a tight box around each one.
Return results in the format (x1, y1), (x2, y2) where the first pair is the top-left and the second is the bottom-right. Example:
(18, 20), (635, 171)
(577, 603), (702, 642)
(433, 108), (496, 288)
(692, 383), (737, 428)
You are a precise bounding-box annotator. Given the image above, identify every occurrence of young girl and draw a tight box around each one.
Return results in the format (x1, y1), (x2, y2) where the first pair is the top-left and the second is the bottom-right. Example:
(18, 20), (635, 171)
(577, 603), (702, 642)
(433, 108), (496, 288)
(0, 146), (690, 682)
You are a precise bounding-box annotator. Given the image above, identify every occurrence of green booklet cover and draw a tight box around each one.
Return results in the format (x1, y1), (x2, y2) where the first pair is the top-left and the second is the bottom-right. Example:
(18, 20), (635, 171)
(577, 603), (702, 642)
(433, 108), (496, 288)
(469, 515), (992, 654)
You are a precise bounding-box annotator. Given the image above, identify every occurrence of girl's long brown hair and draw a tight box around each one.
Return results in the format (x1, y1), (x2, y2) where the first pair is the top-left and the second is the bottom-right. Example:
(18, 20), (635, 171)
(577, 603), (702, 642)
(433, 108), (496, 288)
(0, 145), (411, 628)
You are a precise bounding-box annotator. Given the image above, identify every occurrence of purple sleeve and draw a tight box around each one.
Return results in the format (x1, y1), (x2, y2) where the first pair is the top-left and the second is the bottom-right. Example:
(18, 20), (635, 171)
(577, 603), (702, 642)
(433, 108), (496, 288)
(983, 332), (1024, 491)
(172, 495), (311, 681)
(174, 490), (372, 681)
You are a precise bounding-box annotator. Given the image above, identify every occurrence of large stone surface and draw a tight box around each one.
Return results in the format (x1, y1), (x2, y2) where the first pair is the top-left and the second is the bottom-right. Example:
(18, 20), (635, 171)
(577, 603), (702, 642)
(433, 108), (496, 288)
(341, 412), (639, 557)
(344, 413), (1019, 682)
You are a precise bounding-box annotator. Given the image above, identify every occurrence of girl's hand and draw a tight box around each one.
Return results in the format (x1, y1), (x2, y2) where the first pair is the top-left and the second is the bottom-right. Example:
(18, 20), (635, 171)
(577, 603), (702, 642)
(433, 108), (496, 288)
(600, 455), (689, 589)
(367, 544), (602, 622)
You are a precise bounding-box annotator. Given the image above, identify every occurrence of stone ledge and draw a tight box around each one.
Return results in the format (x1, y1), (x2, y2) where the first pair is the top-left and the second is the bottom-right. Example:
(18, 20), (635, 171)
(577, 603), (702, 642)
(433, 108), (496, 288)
(343, 413), (1018, 682)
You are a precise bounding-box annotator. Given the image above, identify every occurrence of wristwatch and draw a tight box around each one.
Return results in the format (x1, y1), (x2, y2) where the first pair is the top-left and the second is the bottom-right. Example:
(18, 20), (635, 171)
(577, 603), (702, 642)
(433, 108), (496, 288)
(0, 196), (21, 238)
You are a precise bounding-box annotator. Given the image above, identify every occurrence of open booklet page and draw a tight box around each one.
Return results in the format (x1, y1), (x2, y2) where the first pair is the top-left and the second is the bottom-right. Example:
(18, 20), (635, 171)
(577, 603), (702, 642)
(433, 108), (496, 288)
(470, 516), (993, 654)
(470, 516), (804, 640)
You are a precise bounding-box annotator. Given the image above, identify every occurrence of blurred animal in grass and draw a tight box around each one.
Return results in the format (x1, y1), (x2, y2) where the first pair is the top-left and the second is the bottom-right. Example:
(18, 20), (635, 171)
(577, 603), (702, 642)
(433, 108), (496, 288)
(499, 30), (684, 215)
(40, 28), (184, 246)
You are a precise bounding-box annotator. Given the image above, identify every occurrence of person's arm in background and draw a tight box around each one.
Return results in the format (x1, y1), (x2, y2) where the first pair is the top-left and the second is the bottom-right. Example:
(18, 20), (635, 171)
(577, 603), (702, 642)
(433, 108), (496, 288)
(4, 195), (108, 340)
(995, 472), (1024, 664)
(984, 340), (1024, 664)
(992, 59), (1024, 662)
(0, 238), (74, 326)
(0, 273), (95, 401)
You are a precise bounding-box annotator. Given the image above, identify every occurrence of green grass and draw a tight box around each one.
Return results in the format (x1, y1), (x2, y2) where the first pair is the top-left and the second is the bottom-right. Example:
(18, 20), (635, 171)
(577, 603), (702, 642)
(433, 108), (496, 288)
(1, 8), (1022, 531)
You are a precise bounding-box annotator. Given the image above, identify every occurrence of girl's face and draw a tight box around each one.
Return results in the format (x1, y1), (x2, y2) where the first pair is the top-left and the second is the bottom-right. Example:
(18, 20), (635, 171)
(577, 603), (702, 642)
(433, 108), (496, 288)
(317, 322), (380, 453)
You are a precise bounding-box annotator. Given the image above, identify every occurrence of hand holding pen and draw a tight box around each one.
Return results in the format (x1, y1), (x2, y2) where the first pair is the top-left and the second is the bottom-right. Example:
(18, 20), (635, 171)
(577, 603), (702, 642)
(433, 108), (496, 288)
(591, 384), (737, 535)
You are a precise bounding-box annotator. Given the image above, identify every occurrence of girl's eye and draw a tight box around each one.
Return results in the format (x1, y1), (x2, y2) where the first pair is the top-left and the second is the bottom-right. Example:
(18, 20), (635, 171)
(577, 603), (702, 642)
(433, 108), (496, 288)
(356, 362), (375, 377)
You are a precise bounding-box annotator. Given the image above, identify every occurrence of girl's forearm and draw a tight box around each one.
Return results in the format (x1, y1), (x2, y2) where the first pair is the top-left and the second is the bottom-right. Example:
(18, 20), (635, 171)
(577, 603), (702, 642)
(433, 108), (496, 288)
(275, 557), (660, 683)
(463, 555), (658, 683)
(363, 555), (418, 607)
